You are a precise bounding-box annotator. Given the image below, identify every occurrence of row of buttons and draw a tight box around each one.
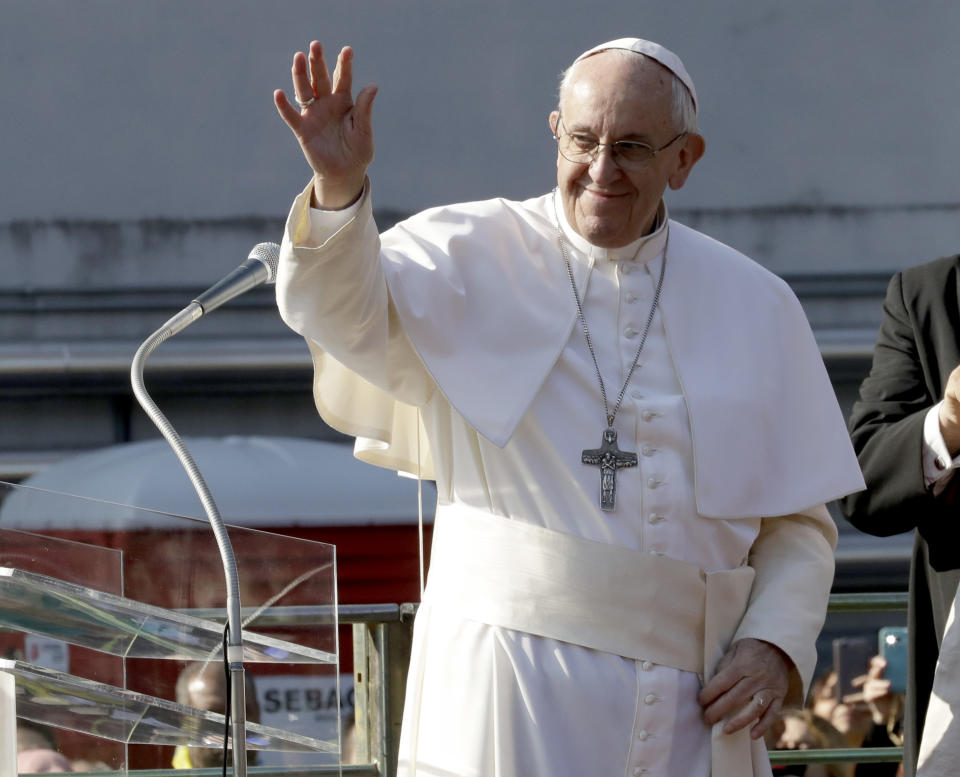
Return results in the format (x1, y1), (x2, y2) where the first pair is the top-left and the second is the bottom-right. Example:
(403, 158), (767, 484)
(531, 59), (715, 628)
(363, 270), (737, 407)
(645, 426), (667, 552)
(643, 408), (667, 548)
(633, 661), (661, 777)
(636, 395), (669, 557)
(614, 290), (672, 772)
(631, 684), (658, 776)
(624, 256), (674, 768)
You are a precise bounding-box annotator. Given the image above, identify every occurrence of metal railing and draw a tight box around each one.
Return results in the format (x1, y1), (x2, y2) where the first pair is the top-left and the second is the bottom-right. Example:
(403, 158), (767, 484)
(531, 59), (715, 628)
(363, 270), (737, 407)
(767, 591), (907, 771)
(150, 593), (912, 777)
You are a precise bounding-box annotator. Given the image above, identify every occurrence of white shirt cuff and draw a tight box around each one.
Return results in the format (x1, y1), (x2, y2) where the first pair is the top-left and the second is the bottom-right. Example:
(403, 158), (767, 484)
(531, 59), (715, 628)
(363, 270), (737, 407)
(923, 401), (960, 493)
(305, 189), (365, 246)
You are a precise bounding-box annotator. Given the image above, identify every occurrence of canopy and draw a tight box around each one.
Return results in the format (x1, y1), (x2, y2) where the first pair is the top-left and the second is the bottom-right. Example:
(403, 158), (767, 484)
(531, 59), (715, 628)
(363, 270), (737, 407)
(0, 436), (435, 530)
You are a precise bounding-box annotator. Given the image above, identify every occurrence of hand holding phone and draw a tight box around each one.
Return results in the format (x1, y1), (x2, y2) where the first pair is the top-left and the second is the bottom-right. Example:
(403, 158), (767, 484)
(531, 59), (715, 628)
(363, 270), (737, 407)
(832, 637), (873, 701)
(878, 626), (908, 694)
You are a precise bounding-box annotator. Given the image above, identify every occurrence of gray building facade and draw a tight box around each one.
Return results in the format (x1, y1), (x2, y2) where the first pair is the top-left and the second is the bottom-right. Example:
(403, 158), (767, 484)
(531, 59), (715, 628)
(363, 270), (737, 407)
(3, 1), (956, 586)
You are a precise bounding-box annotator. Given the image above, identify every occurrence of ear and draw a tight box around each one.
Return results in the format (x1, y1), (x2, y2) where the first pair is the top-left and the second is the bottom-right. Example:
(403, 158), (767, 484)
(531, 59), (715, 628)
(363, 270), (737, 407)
(667, 132), (706, 190)
(548, 110), (560, 137)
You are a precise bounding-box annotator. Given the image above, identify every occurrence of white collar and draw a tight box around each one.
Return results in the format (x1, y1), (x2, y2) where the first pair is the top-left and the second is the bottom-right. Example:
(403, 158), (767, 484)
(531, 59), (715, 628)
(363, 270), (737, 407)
(552, 190), (669, 266)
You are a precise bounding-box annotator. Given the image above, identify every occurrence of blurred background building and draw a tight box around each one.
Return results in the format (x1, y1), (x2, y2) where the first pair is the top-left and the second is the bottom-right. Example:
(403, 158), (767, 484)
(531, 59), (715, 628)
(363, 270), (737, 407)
(3, 1), (957, 591)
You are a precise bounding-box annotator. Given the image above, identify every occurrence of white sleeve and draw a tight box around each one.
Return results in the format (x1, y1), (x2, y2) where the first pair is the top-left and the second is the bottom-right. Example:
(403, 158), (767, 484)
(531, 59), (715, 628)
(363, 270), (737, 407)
(732, 504), (837, 704)
(304, 191), (365, 245)
(923, 402), (960, 495)
(276, 179), (434, 409)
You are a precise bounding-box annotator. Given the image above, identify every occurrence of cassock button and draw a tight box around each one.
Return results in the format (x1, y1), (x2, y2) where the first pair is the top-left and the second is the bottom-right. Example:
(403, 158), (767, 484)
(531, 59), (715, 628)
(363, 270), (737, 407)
(648, 513), (665, 524)
(625, 327), (639, 339)
(631, 389), (644, 400)
(642, 446), (657, 456)
(625, 292), (639, 304)
(643, 693), (658, 705)
(621, 264), (635, 275)
(637, 729), (651, 741)
(633, 767), (648, 775)
(641, 660), (655, 671)
(641, 410), (657, 422)
(647, 477), (663, 489)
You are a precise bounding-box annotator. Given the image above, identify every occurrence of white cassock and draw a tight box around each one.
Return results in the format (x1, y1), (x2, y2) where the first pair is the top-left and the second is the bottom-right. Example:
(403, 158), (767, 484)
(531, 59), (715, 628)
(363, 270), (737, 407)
(917, 589), (960, 777)
(276, 182), (865, 777)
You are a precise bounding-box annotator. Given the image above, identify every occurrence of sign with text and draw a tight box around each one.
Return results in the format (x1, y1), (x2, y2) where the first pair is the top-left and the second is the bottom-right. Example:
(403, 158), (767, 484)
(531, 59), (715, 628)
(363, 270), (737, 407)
(253, 673), (354, 766)
(24, 635), (69, 673)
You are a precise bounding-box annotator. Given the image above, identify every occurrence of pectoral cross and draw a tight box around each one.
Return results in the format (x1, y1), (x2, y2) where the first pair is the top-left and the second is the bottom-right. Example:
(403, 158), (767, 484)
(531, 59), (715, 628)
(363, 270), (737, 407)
(582, 427), (638, 512)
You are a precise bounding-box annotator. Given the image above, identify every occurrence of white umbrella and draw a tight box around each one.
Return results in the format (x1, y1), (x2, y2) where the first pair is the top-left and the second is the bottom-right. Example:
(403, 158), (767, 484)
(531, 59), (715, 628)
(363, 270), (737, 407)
(0, 436), (435, 530)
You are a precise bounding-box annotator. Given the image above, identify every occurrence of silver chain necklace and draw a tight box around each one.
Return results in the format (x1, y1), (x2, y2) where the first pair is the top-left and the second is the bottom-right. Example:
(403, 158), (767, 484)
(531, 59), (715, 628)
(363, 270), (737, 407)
(553, 193), (668, 512)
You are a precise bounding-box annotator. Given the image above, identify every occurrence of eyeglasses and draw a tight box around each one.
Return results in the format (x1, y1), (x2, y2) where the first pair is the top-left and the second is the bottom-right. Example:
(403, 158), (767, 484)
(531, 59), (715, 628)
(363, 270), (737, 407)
(554, 116), (687, 170)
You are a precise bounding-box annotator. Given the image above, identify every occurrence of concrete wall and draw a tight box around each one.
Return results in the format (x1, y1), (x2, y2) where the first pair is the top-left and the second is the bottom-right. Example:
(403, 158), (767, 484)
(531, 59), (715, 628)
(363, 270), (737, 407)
(4, 0), (959, 287)
(0, 1), (953, 534)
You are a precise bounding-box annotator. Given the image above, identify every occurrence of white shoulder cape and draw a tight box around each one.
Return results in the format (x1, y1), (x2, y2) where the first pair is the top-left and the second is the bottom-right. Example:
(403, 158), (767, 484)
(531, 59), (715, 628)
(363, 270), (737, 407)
(299, 190), (864, 518)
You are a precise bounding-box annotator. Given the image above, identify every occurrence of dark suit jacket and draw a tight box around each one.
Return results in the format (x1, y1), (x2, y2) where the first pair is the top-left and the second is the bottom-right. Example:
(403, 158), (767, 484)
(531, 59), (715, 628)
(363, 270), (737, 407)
(839, 254), (960, 777)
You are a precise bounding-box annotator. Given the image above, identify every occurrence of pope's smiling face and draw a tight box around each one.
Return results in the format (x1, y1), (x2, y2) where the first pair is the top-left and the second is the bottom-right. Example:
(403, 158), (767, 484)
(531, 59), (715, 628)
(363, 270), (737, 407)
(549, 52), (704, 248)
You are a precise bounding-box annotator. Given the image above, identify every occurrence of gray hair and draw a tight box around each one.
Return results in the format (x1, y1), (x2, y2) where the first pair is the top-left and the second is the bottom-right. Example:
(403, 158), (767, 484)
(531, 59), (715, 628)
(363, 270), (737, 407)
(558, 49), (698, 134)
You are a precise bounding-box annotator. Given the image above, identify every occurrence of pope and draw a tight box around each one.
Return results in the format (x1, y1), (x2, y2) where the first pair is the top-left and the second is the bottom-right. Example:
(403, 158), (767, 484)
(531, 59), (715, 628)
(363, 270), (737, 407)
(273, 37), (864, 777)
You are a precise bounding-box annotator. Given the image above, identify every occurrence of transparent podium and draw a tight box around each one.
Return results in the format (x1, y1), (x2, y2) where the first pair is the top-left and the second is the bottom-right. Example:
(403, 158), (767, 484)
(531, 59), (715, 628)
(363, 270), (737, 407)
(0, 479), (341, 773)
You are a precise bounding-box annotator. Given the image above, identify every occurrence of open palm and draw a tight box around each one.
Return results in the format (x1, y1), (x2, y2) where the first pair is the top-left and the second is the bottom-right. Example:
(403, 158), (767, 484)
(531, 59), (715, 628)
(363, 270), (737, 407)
(274, 41), (377, 209)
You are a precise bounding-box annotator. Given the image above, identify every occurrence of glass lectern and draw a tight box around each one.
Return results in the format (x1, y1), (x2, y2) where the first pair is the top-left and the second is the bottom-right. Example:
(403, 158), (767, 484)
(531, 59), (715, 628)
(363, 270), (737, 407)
(0, 480), (340, 773)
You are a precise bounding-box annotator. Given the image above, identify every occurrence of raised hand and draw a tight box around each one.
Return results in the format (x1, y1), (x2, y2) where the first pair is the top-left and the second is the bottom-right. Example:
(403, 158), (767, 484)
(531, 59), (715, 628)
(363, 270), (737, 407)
(856, 655), (897, 725)
(940, 363), (960, 457)
(274, 41), (378, 209)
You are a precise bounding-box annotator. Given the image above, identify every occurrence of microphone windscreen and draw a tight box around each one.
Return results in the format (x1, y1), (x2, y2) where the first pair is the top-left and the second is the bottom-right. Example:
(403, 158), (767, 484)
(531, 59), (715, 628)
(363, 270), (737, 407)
(249, 242), (280, 283)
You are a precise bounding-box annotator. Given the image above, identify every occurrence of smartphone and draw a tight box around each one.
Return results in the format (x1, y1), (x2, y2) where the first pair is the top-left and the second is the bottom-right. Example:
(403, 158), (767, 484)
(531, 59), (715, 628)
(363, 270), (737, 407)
(878, 626), (908, 694)
(832, 636), (873, 700)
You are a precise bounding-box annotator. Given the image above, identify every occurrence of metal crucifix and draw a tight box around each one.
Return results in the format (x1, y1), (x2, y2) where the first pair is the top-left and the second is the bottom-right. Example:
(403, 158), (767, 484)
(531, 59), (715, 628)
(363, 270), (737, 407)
(581, 427), (638, 512)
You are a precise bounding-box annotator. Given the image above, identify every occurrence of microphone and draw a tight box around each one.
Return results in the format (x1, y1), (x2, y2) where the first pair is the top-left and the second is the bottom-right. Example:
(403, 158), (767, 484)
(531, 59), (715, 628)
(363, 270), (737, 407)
(129, 240), (281, 777)
(193, 242), (281, 315)
(160, 242), (280, 338)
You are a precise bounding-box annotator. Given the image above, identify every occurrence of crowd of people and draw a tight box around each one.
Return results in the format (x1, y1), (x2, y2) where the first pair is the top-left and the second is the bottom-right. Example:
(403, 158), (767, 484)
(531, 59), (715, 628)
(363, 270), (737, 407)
(767, 650), (905, 776)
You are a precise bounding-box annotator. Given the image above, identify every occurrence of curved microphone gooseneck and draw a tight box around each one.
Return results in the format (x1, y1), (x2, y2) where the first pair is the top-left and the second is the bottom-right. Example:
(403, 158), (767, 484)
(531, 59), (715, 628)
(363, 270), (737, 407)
(130, 242), (280, 777)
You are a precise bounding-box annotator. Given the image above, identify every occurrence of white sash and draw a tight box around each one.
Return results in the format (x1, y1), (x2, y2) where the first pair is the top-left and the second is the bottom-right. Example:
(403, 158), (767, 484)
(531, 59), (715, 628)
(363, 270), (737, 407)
(420, 502), (771, 777)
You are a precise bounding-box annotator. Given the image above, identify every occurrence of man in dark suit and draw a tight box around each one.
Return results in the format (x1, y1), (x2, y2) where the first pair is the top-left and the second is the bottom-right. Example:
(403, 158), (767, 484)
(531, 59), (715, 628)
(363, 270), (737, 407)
(840, 254), (960, 777)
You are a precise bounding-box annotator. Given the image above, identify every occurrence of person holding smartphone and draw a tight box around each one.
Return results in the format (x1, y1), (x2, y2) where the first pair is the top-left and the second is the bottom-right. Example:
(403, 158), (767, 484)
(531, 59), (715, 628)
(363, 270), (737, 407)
(840, 255), (960, 777)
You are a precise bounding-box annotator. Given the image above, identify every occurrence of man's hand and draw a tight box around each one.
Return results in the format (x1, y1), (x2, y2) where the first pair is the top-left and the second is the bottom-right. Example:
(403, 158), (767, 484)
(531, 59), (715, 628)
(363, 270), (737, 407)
(274, 41), (377, 209)
(854, 655), (896, 726)
(939, 363), (960, 457)
(698, 638), (791, 740)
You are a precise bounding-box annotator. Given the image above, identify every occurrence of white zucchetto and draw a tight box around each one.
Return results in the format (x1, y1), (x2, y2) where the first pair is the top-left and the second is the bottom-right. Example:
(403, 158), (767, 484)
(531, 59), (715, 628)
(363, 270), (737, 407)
(574, 37), (698, 112)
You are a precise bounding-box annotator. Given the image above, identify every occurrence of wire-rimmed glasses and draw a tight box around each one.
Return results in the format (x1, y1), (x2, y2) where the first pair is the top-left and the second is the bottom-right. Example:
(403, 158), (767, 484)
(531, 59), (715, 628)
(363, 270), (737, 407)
(554, 116), (687, 170)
